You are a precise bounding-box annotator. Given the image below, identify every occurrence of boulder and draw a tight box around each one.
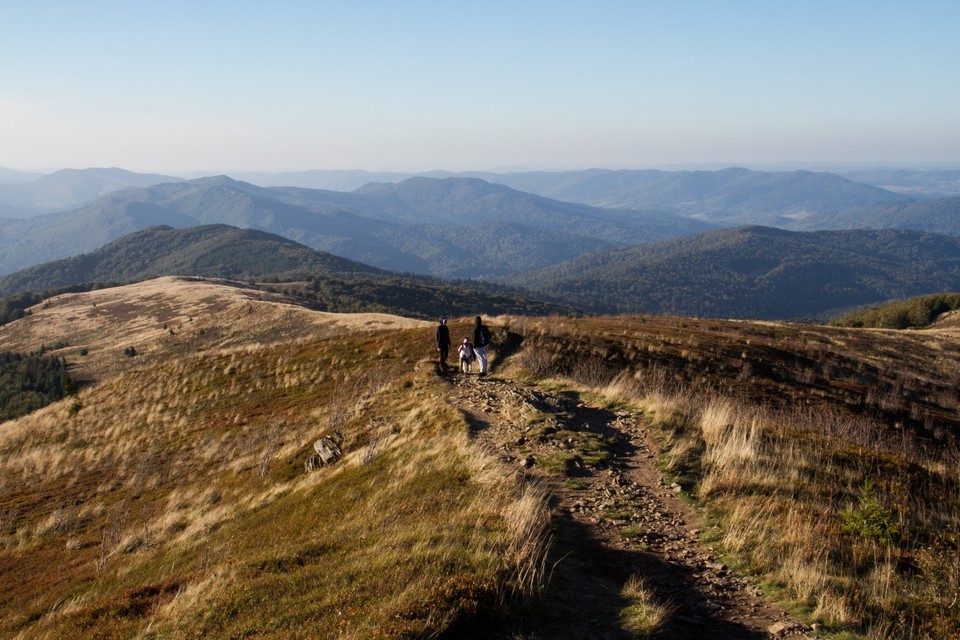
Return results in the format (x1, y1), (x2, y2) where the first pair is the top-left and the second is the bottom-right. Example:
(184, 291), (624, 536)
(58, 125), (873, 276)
(314, 436), (343, 465)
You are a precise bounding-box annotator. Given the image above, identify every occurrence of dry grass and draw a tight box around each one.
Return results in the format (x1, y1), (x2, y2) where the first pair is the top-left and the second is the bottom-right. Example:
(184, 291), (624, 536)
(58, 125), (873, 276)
(0, 285), (547, 639)
(9, 285), (960, 638)
(503, 313), (960, 638)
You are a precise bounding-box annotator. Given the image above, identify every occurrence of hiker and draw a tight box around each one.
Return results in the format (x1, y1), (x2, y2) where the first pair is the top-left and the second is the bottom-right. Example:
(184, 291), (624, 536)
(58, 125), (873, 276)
(436, 317), (451, 371)
(472, 315), (491, 376)
(458, 337), (475, 373)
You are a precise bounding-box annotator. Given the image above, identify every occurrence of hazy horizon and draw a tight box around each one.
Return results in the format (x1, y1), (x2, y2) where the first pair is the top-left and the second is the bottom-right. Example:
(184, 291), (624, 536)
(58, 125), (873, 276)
(5, 160), (960, 180)
(3, 1), (958, 174)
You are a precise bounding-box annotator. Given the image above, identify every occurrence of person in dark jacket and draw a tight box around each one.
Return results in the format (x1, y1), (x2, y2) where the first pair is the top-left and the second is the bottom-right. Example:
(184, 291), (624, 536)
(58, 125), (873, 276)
(436, 317), (451, 371)
(473, 315), (490, 376)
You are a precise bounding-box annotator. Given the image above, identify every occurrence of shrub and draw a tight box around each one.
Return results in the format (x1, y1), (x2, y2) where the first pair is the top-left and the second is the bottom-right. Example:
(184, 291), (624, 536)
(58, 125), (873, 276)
(839, 481), (900, 544)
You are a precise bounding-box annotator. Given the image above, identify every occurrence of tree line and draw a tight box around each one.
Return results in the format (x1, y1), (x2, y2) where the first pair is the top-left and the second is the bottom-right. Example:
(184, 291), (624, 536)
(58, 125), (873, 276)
(0, 351), (74, 422)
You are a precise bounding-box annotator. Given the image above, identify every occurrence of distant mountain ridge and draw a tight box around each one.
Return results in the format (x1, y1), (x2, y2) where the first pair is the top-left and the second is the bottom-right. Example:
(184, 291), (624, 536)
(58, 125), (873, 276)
(0, 175), (712, 278)
(451, 167), (910, 225)
(0, 167), (183, 216)
(507, 226), (960, 320)
(797, 197), (960, 234)
(838, 168), (960, 199)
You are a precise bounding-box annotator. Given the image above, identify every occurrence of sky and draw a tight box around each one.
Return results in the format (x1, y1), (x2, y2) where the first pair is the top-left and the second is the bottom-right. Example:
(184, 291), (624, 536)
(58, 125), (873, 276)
(1, 1), (958, 173)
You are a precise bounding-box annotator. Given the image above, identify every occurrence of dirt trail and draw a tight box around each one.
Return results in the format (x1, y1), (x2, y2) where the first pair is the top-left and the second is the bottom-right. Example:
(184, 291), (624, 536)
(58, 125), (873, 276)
(445, 370), (812, 639)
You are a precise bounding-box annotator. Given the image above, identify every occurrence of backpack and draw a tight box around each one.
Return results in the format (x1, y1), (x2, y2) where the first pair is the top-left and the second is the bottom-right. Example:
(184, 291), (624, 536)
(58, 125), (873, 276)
(462, 344), (474, 361)
(477, 325), (491, 348)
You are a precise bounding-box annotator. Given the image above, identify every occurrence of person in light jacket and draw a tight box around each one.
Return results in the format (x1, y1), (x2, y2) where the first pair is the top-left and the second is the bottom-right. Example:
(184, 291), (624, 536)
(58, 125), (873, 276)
(472, 315), (490, 376)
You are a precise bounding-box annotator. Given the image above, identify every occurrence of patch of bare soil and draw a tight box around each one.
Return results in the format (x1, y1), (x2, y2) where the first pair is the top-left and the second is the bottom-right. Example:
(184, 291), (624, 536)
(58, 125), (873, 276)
(445, 369), (813, 639)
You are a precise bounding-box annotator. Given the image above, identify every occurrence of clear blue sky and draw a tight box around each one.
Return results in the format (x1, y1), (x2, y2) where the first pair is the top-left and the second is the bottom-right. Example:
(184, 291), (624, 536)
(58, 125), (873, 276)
(1, 1), (958, 173)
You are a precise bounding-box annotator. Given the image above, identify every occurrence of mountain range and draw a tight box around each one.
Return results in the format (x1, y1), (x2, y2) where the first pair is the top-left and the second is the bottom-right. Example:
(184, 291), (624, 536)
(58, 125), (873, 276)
(5, 222), (960, 322)
(0, 167), (182, 216)
(2, 165), (960, 320)
(0, 175), (712, 278)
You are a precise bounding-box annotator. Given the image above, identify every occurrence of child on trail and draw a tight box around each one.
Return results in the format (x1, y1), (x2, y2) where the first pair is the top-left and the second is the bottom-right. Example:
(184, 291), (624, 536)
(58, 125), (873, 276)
(458, 338), (475, 373)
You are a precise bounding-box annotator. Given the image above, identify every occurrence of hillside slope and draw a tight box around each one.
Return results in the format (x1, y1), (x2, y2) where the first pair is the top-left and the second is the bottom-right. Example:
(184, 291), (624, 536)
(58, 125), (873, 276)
(0, 225), (384, 296)
(508, 226), (960, 319)
(0, 226), (575, 319)
(3, 279), (960, 637)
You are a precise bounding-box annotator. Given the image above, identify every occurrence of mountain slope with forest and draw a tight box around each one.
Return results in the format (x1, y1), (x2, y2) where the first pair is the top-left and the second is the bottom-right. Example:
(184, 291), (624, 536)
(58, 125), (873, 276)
(0, 176), (711, 278)
(507, 226), (960, 319)
(0, 225), (573, 319)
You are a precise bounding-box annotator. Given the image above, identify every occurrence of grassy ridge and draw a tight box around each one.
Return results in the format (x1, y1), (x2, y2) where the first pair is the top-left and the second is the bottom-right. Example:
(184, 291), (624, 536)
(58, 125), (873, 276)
(501, 314), (960, 638)
(0, 327), (547, 638)
(6, 277), (960, 637)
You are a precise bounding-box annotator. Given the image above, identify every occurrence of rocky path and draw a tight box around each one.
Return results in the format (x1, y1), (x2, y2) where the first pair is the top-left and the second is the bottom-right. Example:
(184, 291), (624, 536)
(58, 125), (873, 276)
(445, 371), (812, 639)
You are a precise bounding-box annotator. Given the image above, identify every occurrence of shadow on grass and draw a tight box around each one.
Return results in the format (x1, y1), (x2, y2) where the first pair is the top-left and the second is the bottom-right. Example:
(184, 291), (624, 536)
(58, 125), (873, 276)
(455, 383), (771, 640)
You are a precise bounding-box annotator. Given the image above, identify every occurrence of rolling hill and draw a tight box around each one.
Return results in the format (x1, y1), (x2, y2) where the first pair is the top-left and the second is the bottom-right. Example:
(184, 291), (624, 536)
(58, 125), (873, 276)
(507, 226), (960, 320)
(0, 225), (574, 319)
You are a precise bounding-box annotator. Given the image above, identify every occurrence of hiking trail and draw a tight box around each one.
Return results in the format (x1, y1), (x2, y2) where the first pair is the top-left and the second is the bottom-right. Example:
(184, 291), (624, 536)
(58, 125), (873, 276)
(445, 370), (813, 639)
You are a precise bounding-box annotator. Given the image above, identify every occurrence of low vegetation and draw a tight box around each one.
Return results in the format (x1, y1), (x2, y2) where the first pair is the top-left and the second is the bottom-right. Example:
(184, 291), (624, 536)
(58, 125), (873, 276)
(0, 324), (548, 638)
(503, 313), (960, 638)
(833, 292), (960, 329)
(6, 277), (960, 638)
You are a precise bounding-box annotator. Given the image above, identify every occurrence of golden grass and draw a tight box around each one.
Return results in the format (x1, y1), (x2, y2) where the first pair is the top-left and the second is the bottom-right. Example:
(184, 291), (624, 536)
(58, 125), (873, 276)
(612, 384), (960, 635)
(501, 314), (960, 638)
(10, 285), (960, 638)
(0, 313), (548, 638)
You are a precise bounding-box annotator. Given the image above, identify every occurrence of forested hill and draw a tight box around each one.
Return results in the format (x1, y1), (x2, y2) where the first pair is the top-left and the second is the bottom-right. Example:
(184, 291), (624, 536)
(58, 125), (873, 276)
(507, 226), (960, 320)
(0, 225), (385, 297)
(0, 224), (574, 319)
